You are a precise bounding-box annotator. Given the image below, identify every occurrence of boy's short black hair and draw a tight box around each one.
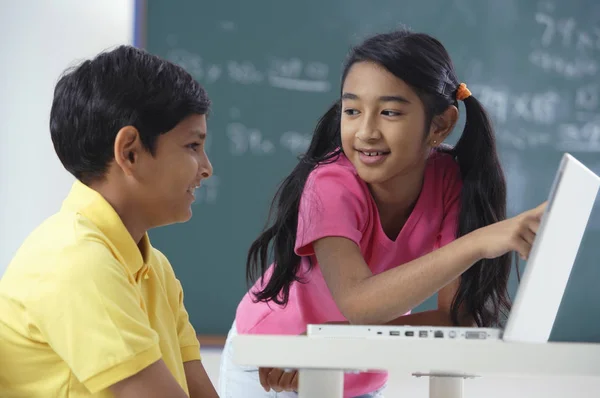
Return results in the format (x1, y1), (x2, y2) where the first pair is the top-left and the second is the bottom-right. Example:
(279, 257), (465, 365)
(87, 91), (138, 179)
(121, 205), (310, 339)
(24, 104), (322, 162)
(50, 45), (211, 184)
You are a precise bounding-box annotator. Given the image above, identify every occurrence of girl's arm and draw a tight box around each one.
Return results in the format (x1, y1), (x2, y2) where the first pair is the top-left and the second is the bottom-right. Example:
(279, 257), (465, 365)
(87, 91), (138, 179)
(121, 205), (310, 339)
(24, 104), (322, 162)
(384, 277), (474, 326)
(315, 202), (544, 325)
(316, 234), (480, 325)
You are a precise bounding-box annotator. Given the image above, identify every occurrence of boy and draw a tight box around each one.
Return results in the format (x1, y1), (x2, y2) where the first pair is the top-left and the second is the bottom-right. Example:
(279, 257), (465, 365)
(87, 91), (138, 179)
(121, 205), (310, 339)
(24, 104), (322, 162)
(0, 45), (219, 398)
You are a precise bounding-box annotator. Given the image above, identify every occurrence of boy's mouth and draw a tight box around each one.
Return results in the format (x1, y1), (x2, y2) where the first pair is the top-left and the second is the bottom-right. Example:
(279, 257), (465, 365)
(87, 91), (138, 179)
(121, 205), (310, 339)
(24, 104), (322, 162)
(187, 184), (200, 197)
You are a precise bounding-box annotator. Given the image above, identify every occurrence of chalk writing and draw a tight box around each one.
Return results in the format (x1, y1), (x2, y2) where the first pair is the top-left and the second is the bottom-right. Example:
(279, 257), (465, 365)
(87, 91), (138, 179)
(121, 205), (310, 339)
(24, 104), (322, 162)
(227, 61), (264, 85)
(535, 12), (600, 52)
(227, 123), (275, 155)
(556, 121), (600, 152)
(167, 49), (205, 80)
(268, 76), (330, 92)
(269, 57), (303, 79)
(470, 84), (509, 124)
(530, 10), (599, 79)
(280, 131), (312, 156)
(304, 62), (329, 80)
(222, 121), (313, 157)
(496, 129), (553, 151)
(513, 91), (561, 125)
(268, 57), (331, 92)
(529, 50), (597, 79)
(205, 65), (222, 84)
(471, 85), (561, 125)
(166, 47), (332, 92)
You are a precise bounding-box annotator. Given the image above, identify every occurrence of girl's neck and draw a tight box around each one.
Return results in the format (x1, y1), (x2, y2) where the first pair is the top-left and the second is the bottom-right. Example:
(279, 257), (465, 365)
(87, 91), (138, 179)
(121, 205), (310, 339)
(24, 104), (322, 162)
(369, 166), (425, 240)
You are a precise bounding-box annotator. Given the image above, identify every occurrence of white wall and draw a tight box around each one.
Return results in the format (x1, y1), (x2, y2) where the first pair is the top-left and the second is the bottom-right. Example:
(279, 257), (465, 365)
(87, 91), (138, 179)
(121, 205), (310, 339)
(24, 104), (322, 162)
(0, 0), (135, 275)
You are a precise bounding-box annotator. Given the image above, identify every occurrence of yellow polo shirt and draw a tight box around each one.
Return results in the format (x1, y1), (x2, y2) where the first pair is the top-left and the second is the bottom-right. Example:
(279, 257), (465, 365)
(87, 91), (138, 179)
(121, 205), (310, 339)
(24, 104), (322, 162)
(0, 181), (201, 397)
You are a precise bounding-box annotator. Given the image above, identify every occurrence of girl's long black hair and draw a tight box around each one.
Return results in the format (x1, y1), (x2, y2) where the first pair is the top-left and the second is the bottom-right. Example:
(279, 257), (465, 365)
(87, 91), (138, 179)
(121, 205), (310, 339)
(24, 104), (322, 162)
(246, 29), (513, 327)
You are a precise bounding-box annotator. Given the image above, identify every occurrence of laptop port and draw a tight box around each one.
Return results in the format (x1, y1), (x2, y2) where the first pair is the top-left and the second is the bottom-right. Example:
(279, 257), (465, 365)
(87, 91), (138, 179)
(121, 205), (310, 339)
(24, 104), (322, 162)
(405, 331), (414, 337)
(434, 330), (444, 338)
(419, 330), (428, 338)
(465, 331), (487, 340)
(389, 331), (400, 336)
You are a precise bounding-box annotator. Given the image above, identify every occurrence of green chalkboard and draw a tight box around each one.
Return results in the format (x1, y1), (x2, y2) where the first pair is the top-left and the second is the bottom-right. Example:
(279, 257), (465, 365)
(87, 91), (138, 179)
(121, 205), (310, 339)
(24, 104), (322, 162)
(143, 0), (600, 342)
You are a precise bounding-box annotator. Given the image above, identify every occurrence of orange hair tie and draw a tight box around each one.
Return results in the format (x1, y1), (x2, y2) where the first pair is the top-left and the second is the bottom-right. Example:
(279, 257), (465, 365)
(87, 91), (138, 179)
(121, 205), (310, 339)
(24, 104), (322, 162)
(456, 83), (471, 101)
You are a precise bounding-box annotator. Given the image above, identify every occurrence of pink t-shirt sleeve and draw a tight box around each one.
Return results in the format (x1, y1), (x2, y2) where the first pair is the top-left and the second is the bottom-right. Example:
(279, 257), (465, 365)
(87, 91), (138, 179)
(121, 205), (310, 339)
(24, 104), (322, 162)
(437, 157), (463, 248)
(295, 164), (368, 257)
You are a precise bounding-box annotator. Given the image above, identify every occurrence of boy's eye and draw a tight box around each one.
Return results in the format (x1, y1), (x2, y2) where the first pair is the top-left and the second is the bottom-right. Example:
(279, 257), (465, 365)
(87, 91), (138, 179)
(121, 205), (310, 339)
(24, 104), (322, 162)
(382, 110), (402, 116)
(187, 143), (201, 150)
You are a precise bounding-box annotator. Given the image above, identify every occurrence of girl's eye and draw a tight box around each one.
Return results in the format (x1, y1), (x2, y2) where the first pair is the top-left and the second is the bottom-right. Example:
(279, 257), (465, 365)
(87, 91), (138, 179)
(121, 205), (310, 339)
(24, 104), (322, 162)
(382, 110), (402, 117)
(344, 109), (359, 116)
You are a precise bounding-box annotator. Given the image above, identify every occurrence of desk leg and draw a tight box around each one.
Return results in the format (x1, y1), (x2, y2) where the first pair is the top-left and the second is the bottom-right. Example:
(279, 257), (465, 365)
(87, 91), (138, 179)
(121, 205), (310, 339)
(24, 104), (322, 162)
(297, 369), (344, 398)
(429, 376), (463, 398)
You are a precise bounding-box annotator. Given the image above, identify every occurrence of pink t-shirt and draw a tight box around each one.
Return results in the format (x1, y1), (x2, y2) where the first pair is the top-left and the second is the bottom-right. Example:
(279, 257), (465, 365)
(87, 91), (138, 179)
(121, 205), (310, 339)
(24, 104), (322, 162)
(235, 150), (462, 397)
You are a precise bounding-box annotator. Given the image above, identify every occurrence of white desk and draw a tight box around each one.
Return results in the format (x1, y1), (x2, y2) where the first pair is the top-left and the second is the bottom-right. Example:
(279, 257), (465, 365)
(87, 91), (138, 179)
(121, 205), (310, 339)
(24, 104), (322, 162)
(233, 334), (600, 398)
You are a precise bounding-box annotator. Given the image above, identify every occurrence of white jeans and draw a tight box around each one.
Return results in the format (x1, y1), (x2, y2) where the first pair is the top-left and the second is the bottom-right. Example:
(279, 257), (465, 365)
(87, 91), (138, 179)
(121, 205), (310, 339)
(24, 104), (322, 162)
(218, 322), (386, 398)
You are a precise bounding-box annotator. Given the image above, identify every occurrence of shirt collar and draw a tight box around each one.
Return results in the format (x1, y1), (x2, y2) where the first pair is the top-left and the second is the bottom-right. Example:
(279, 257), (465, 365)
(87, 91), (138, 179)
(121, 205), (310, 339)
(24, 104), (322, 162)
(62, 180), (151, 276)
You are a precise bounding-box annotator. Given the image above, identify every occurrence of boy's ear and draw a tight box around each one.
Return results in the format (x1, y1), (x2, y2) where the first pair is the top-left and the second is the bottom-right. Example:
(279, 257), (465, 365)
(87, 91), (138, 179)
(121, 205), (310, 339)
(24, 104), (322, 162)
(427, 105), (458, 147)
(113, 126), (143, 176)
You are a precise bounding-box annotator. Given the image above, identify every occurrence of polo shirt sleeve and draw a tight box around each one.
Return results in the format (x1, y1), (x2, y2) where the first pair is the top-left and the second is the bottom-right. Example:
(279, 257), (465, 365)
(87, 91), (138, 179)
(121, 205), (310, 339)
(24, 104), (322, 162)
(174, 278), (201, 363)
(26, 240), (162, 394)
(153, 250), (201, 363)
(295, 164), (368, 256)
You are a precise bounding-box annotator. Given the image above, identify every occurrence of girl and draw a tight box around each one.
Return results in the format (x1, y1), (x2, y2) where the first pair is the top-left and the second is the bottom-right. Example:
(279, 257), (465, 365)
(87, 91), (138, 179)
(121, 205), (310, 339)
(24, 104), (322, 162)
(219, 29), (545, 398)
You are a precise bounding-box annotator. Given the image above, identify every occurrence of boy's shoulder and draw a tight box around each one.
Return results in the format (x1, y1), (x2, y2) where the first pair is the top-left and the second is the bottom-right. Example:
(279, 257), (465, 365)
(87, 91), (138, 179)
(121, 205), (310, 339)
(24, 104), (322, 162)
(5, 203), (129, 283)
(147, 246), (178, 280)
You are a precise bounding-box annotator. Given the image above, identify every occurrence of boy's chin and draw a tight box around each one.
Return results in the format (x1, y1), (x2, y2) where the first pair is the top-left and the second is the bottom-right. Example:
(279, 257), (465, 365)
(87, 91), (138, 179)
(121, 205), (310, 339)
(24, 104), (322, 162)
(154, 208), (193, 228)
(179, 207), (194, 223)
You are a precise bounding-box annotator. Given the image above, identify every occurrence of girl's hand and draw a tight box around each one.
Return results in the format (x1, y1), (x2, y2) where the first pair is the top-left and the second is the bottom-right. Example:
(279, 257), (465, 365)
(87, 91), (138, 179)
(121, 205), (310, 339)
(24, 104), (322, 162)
(258, 367), (298, 393)
(472, 201), (547, 260)
(257, 329), (306, 392)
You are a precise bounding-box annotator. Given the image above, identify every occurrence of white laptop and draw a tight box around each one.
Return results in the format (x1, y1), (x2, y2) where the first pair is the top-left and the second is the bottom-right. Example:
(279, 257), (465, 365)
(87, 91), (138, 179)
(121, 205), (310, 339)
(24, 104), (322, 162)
(307, 153), (600, 344)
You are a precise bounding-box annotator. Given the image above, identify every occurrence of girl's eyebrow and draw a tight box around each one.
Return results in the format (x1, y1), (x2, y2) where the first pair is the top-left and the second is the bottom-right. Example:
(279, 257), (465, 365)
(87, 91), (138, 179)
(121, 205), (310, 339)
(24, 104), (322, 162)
(341, 92), (411, 104)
